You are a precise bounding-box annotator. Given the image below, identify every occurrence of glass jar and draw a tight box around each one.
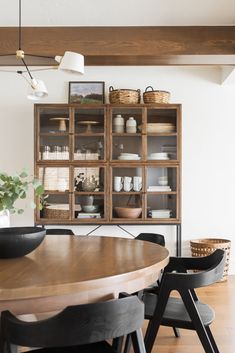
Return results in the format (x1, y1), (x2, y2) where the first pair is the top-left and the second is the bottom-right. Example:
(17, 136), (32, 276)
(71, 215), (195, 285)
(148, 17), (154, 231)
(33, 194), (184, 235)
(42, 145), (51, 160)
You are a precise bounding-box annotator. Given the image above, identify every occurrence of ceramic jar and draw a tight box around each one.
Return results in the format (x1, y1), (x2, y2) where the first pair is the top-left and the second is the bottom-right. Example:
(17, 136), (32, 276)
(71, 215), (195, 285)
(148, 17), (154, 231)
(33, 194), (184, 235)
(126, 117), (137, 133)
(113, 114), (124, 133)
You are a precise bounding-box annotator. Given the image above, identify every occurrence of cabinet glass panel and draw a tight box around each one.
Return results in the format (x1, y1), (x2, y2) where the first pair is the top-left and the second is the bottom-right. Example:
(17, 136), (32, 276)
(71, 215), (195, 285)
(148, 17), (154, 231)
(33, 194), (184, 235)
(39, 107), (70, 133)
(147, 108), (177, 129)
(75, 108), (105, 134)
(112, 167), (143, 192)
(39, 167), (69, 192)
(147, 167), (177, 192)
(147, 194), (177, 220)
(40, 193), (70, 220)
(112, 136), (142, 160)
(111, 108), (142, 134)
(38, 107), (70, 161)
(74, 136), (104, 161)
(74, 167), (104, 192)
(147, 136), (177, 161)
(112, 194), (142, 219)
(40, 136), (69, 161)
(75, 195), (105, 220)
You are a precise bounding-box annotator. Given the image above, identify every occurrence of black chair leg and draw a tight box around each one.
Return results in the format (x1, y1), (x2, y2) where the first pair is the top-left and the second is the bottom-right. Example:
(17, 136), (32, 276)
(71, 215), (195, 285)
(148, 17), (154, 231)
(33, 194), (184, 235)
(123, 334), (132, 353)
(131, 328), (146, 353)
(181, 292), (216, 353)
(173, 327), (180, 337)
(113, 336), (124, 353)
(205, 327), (220, 353)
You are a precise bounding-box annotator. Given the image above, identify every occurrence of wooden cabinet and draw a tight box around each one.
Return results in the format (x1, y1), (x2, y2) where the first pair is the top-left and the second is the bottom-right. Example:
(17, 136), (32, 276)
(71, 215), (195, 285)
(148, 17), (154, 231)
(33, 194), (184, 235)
(34, 104), (181, 225)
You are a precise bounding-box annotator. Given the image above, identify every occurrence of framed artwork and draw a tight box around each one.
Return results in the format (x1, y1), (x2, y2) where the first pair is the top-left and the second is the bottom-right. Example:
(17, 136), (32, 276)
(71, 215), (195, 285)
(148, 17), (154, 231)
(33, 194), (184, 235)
(69, 81), (105, 104)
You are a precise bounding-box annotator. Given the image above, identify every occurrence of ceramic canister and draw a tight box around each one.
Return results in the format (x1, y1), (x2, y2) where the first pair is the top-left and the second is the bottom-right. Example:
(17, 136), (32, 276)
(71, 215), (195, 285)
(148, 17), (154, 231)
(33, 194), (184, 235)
(113, 114), (124, 133)
(126, 117), (137, 133)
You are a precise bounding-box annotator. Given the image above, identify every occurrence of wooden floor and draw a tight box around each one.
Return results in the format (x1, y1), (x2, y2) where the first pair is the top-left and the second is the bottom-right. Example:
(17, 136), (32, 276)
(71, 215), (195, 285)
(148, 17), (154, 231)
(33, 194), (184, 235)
(143, 275), (235, 353)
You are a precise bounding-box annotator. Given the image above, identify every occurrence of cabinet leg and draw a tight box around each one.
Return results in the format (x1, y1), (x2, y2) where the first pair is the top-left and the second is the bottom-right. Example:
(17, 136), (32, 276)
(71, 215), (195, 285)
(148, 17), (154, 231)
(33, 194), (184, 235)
(176, 224), (181, 256)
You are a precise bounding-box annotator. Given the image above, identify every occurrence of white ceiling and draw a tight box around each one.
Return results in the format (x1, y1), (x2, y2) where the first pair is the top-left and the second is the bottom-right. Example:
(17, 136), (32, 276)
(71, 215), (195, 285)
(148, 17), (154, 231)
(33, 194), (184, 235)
(0, 0), (235, 26)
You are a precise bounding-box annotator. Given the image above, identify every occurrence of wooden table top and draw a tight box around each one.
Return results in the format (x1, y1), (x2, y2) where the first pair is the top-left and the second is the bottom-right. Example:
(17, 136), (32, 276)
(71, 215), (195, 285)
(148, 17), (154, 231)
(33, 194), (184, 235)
(0, 235), (169, 315)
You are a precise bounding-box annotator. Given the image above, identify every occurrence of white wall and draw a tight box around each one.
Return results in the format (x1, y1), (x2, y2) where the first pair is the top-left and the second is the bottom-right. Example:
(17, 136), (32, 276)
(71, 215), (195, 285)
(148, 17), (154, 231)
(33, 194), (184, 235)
(0, 66), (235, 271)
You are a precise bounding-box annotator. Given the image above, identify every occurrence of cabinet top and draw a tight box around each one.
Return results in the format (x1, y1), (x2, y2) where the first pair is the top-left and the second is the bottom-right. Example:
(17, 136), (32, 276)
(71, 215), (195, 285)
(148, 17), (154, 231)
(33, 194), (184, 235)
(35, 103), (182, 109)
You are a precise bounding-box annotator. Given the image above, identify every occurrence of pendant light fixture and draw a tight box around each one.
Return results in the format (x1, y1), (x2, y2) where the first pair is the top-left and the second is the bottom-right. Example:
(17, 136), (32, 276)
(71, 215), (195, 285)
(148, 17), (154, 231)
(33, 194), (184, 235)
(0, 0), (84, 100)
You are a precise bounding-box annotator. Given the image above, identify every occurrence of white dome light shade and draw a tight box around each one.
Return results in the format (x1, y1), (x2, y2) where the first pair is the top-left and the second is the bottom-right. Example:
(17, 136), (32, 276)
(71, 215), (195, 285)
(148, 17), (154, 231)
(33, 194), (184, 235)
(55, 51), (84, 74)
(27, 78), (48, 101)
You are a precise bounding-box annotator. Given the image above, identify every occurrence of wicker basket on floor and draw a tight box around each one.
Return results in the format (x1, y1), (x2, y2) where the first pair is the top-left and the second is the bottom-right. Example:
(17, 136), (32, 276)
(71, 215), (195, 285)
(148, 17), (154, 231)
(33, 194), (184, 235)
(109, 86), (141, 104)
(143, 86), (170, 104)
(190, 238), (231, 281)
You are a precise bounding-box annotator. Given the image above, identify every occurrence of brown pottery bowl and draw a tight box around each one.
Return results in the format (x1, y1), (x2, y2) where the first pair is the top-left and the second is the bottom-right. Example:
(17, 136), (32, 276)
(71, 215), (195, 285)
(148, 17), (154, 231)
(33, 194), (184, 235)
(114, 207), (142, 219)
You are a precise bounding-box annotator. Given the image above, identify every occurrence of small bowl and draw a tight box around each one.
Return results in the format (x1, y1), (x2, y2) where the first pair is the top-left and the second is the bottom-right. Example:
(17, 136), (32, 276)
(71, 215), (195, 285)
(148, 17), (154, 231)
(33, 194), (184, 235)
(82, 205), (99, 213)
(114, 207), (142, 218)
(158, 180), (168, 186)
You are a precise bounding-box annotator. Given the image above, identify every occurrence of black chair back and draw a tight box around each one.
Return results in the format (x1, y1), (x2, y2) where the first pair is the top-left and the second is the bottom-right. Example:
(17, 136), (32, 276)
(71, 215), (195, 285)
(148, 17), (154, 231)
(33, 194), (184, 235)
(0, 296), (145, 353)
(46, 228), (74, 235)
(135, 233), (165, 246)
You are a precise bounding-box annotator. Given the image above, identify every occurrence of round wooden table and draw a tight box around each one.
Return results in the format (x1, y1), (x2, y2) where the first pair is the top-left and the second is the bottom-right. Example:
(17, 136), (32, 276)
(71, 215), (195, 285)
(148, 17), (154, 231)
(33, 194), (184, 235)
(0, 235), (169, 315)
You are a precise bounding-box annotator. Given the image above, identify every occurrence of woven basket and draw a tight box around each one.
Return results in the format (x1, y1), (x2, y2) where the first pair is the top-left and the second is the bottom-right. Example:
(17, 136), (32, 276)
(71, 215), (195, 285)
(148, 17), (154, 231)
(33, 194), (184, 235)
(190, 238), (231, 281)
(143, 86), (170, 104)
(109, 86), (141, 104)
(44, 207), (69, 220)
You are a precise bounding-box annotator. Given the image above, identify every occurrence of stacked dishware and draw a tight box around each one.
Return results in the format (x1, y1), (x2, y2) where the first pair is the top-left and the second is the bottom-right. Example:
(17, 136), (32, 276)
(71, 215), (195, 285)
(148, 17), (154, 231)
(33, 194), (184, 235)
(148, 152), (169, 160)
(118, 153), (141, 160)
(151, 209), (171, 219)
(146, 122), (175, 133)
(161, 144), (177, 159)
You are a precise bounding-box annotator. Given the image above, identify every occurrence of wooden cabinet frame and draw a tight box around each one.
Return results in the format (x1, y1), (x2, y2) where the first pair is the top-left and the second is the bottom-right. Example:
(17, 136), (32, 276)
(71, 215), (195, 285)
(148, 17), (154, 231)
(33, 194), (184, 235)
(34, 103), (181, 225)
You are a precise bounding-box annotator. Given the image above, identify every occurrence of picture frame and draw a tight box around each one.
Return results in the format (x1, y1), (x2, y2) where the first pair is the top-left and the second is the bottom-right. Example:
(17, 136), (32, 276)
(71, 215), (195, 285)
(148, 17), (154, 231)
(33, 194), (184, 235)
(68, 81), (105, 104)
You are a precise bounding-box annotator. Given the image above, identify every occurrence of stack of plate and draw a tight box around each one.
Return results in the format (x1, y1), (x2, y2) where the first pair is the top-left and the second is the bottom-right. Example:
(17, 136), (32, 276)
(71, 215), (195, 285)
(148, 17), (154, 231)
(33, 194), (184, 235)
(151, 209), (171, 219)
(118, 153), (141, 160)
(147, 123), (175, 133)
(148, 152), (169, 160)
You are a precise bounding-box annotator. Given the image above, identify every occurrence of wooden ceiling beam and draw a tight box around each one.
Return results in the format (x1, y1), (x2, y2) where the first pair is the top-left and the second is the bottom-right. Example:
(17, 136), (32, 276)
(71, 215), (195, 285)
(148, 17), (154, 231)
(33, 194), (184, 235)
(0, 26), (235, 66)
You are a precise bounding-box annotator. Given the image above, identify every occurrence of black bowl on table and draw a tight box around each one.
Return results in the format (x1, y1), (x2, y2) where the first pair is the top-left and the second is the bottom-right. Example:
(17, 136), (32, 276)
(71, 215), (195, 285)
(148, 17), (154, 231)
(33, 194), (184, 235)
(0, 227), (46, 258)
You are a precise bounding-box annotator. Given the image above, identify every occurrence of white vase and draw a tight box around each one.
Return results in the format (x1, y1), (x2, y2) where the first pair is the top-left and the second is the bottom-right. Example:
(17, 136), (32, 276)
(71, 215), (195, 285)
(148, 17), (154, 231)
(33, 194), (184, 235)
(0, 210), (10, 228)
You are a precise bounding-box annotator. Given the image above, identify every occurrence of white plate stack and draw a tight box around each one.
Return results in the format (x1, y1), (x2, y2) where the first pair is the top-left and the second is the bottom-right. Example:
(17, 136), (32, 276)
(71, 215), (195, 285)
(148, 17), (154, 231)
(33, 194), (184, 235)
(118, 153), (141, 160)
(148, 152), (169, 160)
(151, 209), (171, 218)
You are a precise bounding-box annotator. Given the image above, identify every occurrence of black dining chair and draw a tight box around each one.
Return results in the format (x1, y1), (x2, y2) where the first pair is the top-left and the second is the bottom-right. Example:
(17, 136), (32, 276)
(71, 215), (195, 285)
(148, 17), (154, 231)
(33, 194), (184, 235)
(134, 233), (179, 339)
(46, 228), (74, 235)
(0, 296), (146, 353)
(143, 249), (226, 353)
(135, 233), (165, 247)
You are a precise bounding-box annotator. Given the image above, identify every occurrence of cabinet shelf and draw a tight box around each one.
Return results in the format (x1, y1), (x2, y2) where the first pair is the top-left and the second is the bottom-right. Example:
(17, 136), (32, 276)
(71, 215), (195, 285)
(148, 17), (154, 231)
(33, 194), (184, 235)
(35, 103), (181, 224)
(40, 132), (69, 137)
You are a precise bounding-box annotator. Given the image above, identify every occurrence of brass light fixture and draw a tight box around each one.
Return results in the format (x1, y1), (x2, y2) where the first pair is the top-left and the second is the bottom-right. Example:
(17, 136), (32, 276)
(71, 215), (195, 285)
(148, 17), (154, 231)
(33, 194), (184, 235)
(0, 0), (84, 100)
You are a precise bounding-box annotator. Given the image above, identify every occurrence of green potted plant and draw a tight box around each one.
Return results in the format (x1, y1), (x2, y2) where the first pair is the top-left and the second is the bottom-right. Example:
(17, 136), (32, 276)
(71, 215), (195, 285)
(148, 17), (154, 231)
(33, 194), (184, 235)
(0, 169), (44, 226)
(0, 169), (46, 258)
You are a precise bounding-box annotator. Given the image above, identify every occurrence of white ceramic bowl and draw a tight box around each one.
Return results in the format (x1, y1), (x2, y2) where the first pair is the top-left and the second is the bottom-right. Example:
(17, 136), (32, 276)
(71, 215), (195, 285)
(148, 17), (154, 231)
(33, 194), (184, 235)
(82, 205), (99, 213)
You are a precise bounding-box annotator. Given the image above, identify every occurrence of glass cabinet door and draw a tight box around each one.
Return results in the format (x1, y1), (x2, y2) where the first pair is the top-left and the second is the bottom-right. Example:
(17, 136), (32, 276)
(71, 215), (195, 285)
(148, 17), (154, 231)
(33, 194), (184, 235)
(37, 166), (71, 221)
(146, 166), (179, 221)
(37, 107), (70, 161)
(73, 166), (106, 221)
(146, 108), (179, 162)
(111, 166), (143, 220)
(110, 107), (143, 161)
(74, 107), (106, 161)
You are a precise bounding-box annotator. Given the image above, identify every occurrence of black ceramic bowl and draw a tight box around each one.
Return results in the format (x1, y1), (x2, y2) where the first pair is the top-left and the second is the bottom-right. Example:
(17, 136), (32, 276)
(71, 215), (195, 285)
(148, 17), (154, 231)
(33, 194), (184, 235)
(0, 227), (46, 258)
